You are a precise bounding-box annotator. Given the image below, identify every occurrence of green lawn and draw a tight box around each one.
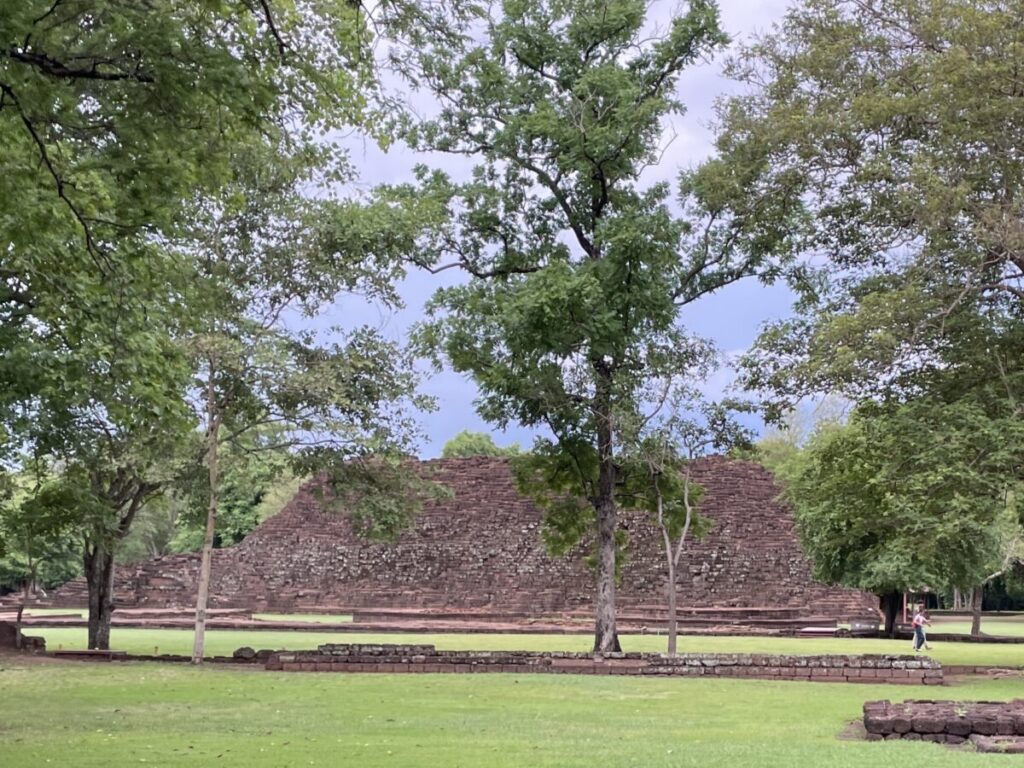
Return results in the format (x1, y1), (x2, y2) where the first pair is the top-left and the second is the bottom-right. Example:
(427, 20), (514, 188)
(930, 615), (1024, 638)
(33, 626), (1024, 666)
(1, 659), (1021, 767)
(252, 613), (353, 624)
(19, 607), (87, 617)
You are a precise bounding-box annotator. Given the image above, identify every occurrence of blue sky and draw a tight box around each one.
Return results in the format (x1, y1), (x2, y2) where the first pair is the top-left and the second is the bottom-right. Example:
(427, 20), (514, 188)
(324, 0), (797, 457)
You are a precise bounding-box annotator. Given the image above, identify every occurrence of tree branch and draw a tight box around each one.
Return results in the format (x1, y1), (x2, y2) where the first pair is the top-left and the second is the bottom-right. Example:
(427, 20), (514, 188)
(5, 48), (154, 82)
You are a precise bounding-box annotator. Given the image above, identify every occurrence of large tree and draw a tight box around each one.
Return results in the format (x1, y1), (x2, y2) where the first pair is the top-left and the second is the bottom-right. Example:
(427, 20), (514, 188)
(697, 0), (1024, 624)
(180, 139), (430, 662)
(377, 0), (794, 652)
(1, 0), (455, 649)
(775, 393), (1023, 637)
(699, 0), (1024, 413)
(704, 0), (1024, 304)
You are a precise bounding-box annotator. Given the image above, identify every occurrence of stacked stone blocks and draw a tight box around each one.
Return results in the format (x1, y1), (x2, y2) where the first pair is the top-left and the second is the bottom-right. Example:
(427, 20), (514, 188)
(864, 699), (1024, 749)
(265, 643), (942, 684)
(50, 457), (877, 622)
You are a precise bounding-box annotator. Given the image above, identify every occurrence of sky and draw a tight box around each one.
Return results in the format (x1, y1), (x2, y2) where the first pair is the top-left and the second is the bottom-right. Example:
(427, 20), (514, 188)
(322, 0), (797, 458)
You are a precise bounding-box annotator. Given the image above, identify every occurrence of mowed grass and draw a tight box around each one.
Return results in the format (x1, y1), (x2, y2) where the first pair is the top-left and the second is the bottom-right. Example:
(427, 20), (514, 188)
(1, 659), (1022, 768)
(34, 626), (1024, 666)
(19, 607), (87, 617)
(929, 615), (1024, 638)
(252, 613), (353, 624)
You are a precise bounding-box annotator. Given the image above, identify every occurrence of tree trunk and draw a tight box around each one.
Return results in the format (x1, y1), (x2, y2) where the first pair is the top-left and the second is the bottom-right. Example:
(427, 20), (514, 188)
(592, 383), (620, 654)
(952, 586), (962, 611)
(970, 586), (983, 637)
(666, 555), (678, 656)
(84, 544), (116, 650)
(192, 378), (221, 665)
(880, 591), (901, 638)
(593, 491), (621, 653)
(23, 544), (34, 601)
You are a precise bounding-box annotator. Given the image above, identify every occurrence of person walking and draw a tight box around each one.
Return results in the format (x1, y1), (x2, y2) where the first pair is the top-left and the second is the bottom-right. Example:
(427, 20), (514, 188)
(912, 603), (932, 652)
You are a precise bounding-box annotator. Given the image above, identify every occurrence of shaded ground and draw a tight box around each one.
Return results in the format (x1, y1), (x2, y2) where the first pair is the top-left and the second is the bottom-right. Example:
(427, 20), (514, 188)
(1, 659), (1022, 767)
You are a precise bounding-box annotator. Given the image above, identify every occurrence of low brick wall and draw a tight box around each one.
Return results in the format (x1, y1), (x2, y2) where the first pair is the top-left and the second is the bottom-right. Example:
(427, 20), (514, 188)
(944, 664), (1024, 676)
(864, 699), (1024, 746)
(265, 644), (943, 684)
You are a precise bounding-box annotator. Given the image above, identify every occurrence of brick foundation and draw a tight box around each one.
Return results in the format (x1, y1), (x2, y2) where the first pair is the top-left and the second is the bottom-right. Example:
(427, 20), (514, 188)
(265, 643), (942, 684)
(48, 457), (877, 624)
(864, 700), (1024, 748)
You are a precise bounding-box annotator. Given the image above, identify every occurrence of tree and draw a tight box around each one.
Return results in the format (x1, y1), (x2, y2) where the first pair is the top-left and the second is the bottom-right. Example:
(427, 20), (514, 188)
(1, 0), (458, 650)
(180, 141), (430, 663)
(698, 1), (1024, 634)
(698, 0), (1024, 416)
(775, 396), (1024, 637)
(737, 396), (849, 475)
(0, 466), (81, 599)
(378, 0), (792, 653)
(703, 0), (1024, 316)
(962, 508), (1024, 637)
(441, 431), (520, 457)
(0, 0), (383, 462)
(619, 399), (751, 655)
(6, 244), (196, 649)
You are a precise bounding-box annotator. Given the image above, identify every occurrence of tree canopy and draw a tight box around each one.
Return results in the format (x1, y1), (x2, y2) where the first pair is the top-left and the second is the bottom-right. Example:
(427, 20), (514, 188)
(362, 0), (795, 651)
(441, 431), (520, 458)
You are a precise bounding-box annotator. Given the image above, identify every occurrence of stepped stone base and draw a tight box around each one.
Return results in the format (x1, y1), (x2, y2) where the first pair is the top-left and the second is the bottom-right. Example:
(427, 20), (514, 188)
(48, 457), (878, 625)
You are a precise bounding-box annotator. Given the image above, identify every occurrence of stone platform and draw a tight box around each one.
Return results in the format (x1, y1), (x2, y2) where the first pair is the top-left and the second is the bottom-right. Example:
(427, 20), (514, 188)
(863, 699), (1024, 748)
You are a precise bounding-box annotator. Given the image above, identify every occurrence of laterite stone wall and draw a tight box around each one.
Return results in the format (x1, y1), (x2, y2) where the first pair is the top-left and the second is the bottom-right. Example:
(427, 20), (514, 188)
(52, 457), (877, 619)
(266, 644), (942, 684)
(864, 700), (1024, 745)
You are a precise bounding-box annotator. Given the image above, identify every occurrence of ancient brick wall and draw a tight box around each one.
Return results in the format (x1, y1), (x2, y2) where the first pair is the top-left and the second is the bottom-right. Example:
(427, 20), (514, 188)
(863, 700), (1024, 746)
(266, 644), (942, 684)
(52, 456), (877, 619)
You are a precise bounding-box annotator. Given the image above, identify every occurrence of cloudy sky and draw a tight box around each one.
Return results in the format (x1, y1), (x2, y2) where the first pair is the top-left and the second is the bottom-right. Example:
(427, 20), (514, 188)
(325, 0), (797, 457)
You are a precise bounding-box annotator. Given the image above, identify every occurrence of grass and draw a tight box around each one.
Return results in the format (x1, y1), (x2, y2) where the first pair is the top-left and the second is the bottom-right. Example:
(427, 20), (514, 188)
(19, 607), (87, 617)
(1, 658), (1022, 767)
(252, 613), (353, 624)
(930, 615), (1024, 638)
(33, 626), (1024, 666)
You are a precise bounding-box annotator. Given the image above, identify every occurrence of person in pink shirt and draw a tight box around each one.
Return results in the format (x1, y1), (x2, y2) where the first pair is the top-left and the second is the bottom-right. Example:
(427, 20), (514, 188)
(912, 603), (932, 652)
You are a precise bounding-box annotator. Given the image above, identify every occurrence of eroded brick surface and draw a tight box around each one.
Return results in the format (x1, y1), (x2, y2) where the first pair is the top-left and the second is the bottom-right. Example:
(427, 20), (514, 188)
(50, 457), (876, 620)
(864, 700), (1024, 743)
(264, 644), (940, 684)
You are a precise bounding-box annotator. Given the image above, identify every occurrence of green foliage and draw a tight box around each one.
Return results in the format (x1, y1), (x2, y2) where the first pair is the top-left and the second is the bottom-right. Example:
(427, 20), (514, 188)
(0, 467), (84, 594)
(707, 0), (1024, 419)
(117, 446), (299, 563)
(441, 431), (521, 457)
(0, 0), (389, 462)
(368, 1), (788, 642)
(777, 397), (1024, 597)
(702, 0), (1024, 605)
(707, 0), (1024, 298)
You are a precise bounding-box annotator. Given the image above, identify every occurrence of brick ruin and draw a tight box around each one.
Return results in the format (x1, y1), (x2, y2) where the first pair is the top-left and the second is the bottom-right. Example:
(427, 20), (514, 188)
(863, 700), (1024, 750)
(266, 644), (942, 684)
(51, 456), (877, 621)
